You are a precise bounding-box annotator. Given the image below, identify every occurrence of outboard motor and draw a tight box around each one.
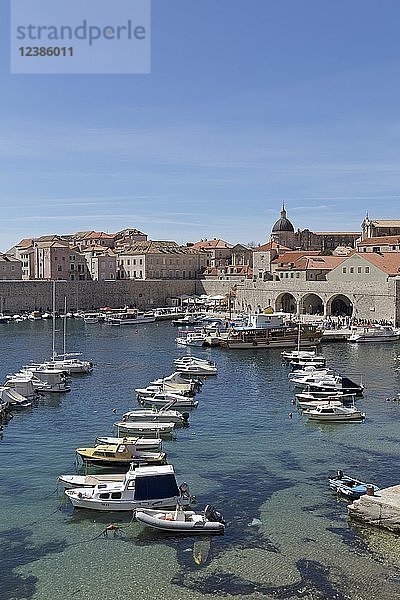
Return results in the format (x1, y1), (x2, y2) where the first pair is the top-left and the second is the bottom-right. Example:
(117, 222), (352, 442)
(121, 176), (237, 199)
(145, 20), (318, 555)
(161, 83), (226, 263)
(179, 482), (196, 504)
(337, 470), (343, 479)
(204, 505), (225, 525)
(181, 412), (190, 422)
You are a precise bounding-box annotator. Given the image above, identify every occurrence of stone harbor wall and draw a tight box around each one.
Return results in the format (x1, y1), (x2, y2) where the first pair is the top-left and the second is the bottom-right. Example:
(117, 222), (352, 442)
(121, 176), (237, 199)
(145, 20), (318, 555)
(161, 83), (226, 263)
(0, 280), (197, 313)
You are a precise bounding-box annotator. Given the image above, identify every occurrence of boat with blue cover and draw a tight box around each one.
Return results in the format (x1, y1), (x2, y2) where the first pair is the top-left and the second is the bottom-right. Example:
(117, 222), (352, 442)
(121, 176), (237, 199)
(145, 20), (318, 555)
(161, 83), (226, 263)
(329, 471), (380, 499)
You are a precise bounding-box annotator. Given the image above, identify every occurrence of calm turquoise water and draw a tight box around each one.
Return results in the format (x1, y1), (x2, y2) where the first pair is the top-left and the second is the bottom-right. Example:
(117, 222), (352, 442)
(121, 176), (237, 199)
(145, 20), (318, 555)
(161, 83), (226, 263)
(1, 320), (400, 600)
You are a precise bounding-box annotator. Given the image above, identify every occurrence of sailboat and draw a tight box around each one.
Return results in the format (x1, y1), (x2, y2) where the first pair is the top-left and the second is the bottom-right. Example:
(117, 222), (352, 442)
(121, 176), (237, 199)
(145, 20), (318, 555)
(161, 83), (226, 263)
(27, 284), (93, 378)
(50, 297), (93, 374)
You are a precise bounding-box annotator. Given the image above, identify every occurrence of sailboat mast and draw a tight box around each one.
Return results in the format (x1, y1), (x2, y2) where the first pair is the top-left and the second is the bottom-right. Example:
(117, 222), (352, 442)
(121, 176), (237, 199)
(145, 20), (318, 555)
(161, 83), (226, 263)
(63, 296), (67, 356)
(52, 280), (56, 360)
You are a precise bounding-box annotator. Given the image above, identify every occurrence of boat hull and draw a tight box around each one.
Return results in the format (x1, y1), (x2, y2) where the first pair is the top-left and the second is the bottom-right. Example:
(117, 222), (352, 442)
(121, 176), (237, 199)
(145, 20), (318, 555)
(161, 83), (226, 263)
(135, 510), (224, 535)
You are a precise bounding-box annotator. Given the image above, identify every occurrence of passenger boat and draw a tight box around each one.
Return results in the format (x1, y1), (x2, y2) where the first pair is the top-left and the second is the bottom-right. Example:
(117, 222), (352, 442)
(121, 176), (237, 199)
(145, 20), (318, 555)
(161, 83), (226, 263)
(306, 405), (365, 422)
(219, 313), (322, 350)
(135, 504), (225, 535)
(348, 325), (400, 343)
(106, 309), (156, 325)
(329, 471), (380, 499)
(75, 441), (167, 468)
(154, 307), (185, 321)
(64, 464), (194, 511)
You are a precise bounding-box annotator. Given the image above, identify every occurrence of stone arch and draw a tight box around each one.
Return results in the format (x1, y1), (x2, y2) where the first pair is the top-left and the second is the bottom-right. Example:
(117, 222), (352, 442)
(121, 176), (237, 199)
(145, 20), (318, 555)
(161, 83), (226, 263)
(326, 294), (353, 317)
(300, 293), (324, 315)
(275, 292), (297, 314)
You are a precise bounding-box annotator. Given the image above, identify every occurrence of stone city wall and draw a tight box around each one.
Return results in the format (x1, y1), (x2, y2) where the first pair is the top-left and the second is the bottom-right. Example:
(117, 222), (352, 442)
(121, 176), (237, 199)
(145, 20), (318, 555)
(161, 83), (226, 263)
(0, 280), (197, 313)
(232, 279), (397, 322)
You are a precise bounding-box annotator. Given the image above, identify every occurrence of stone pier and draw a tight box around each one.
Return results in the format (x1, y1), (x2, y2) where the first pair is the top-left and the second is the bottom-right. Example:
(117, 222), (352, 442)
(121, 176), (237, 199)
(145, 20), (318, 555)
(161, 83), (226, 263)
(348, 485), (400, 533)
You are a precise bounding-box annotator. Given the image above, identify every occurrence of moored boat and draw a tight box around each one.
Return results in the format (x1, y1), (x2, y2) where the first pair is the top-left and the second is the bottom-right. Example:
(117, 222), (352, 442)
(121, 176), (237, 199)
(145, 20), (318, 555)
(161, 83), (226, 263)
(75, 441), (167, 468)
(329, 471), (380, 499)
(135, 504), (225, 535)
(64, 464), (194, 511)
(307, 404), (365, 422)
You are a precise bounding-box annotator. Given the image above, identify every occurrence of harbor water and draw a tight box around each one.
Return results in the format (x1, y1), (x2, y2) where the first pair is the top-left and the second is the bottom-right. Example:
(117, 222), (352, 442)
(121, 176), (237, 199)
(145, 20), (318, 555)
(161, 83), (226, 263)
(1, 320), (400, 600)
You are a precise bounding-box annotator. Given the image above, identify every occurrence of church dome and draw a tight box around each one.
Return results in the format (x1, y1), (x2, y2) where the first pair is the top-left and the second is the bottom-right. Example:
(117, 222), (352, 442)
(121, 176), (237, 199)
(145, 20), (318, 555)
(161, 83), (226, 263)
(272, 205), (294, 233)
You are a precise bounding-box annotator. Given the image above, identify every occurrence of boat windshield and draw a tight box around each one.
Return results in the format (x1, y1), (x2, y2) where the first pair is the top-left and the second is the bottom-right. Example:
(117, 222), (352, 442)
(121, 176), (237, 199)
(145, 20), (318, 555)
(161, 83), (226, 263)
(134, 474), (179, 500)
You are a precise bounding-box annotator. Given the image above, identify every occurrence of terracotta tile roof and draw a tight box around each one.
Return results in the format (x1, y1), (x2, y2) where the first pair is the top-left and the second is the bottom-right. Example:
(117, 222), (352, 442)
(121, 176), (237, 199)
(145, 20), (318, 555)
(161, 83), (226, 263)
(192, 239), (233, 249)
(361, 252), (400, 276)
(255, 241), (291, 252)
(357, 235), (400, 246)
(274, 254), (345, 272)
(271, 251), (321, 265)
(16, 238), (34, 248)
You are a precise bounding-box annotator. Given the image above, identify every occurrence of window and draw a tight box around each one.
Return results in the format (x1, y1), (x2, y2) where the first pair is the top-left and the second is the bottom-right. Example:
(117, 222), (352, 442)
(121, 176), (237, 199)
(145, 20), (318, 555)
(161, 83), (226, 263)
(70, 264), (75, 270)
(372, 247), (379, 253)
(57, 265), (62, 272)
(365, 266), (370, 273)
(139, 271), (143, 278)
(350, 267), (354, 273)
(357, 267), (362, 273)
(290, 273), (294, 278)
(111, 492), (122, 499)
(127, 259), (130, 266)
(99, 493), (110, 500)
(296, 272), (300, 278)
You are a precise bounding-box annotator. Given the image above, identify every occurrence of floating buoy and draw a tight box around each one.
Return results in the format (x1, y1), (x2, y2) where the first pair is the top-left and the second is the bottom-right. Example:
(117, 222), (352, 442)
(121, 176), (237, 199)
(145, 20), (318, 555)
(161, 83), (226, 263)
(288, 412), (293, 419)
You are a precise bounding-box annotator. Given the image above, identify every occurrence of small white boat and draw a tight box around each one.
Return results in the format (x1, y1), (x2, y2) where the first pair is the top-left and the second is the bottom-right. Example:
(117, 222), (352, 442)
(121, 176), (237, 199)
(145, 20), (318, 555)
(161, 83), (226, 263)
(20, 367), (70, 392)
(59, 473), (127, 489)
(4, 376), (38, 400)
(83, 313), (101, 324)
(0, 387), (32, 410)
(175, 363), (217, 376)
(64, 464), (194, 511)
(28, 311), (42, 321)
(282, 349), (317, 360)
(307, 404), (365, 422)
(122, 406), (189, 425)
(348, 325), (400, 343)
(298, 399), (343, 410)
(139, 393), (198, 408)
(289, 367), (334, 380)
(114, 420), (176, 437)
(106, 310), (156, 325)
(95, 436), (163, 451)
(174, 356), (214, 366)
(135, 504), (225, 535)
(296, 391), (356, 403)
(176, 332), (206, 347)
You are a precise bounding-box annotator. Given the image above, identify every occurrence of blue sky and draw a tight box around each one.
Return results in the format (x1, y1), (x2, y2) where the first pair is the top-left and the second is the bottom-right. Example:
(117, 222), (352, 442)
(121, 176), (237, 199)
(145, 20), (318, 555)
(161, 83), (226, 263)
(1, 0), (400, 250)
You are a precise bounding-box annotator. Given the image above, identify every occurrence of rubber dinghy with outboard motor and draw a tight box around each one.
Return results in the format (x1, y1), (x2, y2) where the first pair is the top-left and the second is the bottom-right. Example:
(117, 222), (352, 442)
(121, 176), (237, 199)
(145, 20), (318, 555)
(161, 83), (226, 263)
(135, 504), (225, 535)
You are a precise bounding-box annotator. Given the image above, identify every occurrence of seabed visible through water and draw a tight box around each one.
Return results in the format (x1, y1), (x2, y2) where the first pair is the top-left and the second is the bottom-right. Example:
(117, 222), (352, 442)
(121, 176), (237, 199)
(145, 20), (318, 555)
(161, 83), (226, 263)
(1, 319), (400, 600)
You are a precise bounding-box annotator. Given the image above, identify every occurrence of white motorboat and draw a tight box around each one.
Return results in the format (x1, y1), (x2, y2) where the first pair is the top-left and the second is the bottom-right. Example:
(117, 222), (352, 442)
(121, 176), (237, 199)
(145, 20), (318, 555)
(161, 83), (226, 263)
(176, 332), (206, 347)
(59, 472), (127, 489)
(172, 313), (206, 327)
(348, 325), (400, 343)
(135, 504), (225, 535)
(4, 376), (38, 400)
(50, 355), (93, 374)
(83, 313), (101, 324)
(114, 420), (176, 437)
(122, 406), (189, 426)
(174, 356), (214, 364)
(65, 464), (194, 511)
(151, 372), (202, 391)
(304, 376), (364, 396)
(28, 311), (42, 320)
(19, 367), (70, 392)
(307, 404), (365, 422)
(139, 392), (199, 408)
(288, 367), (334, 380)
(95, 436), (163, 451)
(0, 387), (32, 410)
(298, 399), (344, 410)
(290, 372), (338, 387)
(296, 391), (356, 403)
(282, 349), (317, 361)
(175, 363), (217, 376)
